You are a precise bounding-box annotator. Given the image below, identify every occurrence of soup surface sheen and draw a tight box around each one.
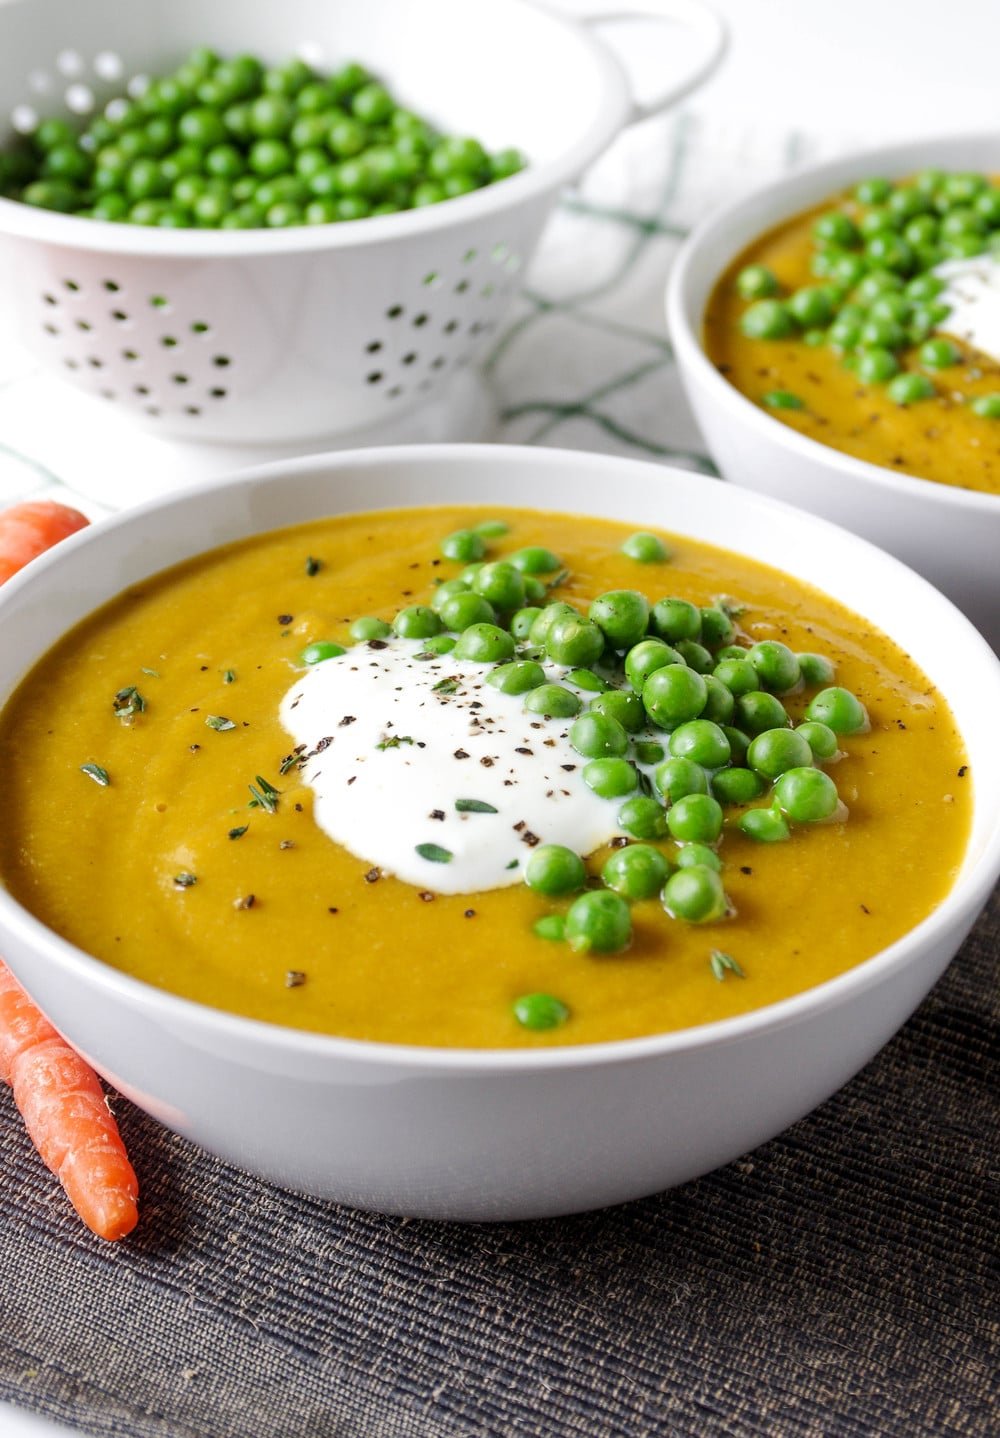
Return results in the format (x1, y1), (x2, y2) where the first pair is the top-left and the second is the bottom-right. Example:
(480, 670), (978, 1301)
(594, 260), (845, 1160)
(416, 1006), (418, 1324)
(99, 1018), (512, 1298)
(0, 506), (971, 1047)
(705, 197), (1000, 495)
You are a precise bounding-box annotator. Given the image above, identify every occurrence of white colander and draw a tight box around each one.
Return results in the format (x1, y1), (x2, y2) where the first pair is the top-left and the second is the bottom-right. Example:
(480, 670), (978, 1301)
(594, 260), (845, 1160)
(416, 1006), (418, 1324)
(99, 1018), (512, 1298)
(0, 0), (724, 446)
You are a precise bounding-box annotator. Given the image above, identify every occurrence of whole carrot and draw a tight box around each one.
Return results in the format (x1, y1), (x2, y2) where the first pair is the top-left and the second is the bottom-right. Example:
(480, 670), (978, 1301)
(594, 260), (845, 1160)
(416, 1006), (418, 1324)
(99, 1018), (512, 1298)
(0, 497), (139, 1239)
(0, 967), (139, 1240)
(0, 498), (89, 585)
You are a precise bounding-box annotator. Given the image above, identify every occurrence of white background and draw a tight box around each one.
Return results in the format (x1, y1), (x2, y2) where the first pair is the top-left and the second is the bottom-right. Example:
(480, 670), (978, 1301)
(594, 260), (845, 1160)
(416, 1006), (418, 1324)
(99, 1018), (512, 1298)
(3, 1), (999, 1434)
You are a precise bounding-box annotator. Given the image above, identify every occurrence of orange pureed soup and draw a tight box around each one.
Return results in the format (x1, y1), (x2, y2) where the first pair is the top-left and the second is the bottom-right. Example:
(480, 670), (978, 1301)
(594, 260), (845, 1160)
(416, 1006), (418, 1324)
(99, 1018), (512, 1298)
(704, 173), (1000, 495)
(0, 506), (971, 1047)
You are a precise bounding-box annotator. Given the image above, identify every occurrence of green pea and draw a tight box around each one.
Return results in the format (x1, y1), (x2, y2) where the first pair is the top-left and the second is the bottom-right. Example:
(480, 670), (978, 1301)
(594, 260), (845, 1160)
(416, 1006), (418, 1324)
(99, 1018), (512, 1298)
(887, 371), (935, 407)
(522, 576), (547, 605)
(589, 590), (650, 649)
(471, 518), (508, 539)
(859, 315), (907, 350)
(713, 657), (760, 696)
(177, 106), (228, 148)
(805, 686), (868, 734)
(813, 211), (859, 249)
(511, 606), (542, 641)
(711, 766), (766, 805)
(747, 640), (800, 694)
(828, 316), (862, 352)
(487, 660), (545, 695)
(940, 206), (986, 239)
(582, 757), (639, 799)
(773, 767), (841, 823)
(565, 668), (607, 693)
(700, 675), (735, 726)
(655, 756), (708, 803)
(914, 169), (944, 196)
(746, 727), (813, 779)
(854, 270), (905, 304)
(422, 634), (456, 655)
(615, 797), (669, 842)
(795, 720), (839, 760)
(528, 601), (577, 648)
(453, 624), (515, 664)
(625, 638), (681, 691)
(642, 665), (707, 730)
(249, 138), (292, 178)
(565, 890), (632, 954)
(349, 616), (391, 641)
(633, 741), (665, 766)
(662, 866), (727, 923)
(829, 253), (868, 289)
(512, 993), (569, 1031)
(699, 607), (734, 650)
(523, 683), (582, 718)
(857, 347), (900, 384)
(738, 807), (791, 843)
(532, 916), (566, 943)
(471, 561), (525, 611)
(300, 640), (346, 664)
(525, 844), (586, 897)
(589, 690), (646, 733)
(666, 793), (723, 844)
(740, 299), (795, 340)
(621, 532), (670, 563)
(674, 639), (714, 675)
(675, 842), (723, 873)
(919, 338), (962, 370)
(441, 529), (486, 563)
(393, 605), (442, 640)
(569, 712), (629, 759)
(723, 726), (751, 764)
(974, 187), (1000, 225)
(509, 546), (561, 575)
(650, 597), (701, 643)
(438, 592), (495, 630)
(602, 842), (669, 898)
(762, 390), (805, 411)
(903, 214), (939, 247)
(668, 719), (731, 769)
(787, 286), (836, 327)
(906, 273), (945, 302)
(797, 652), (836, 686)
(970, 394), (1000, 419)
(735, 691), (790, 735)
(940, 233), (984, 261)
(20, 180), (80, 211)
(545, 614), (604, 668)
(430, 578), (471, 612)
(736, 265), (779, 299)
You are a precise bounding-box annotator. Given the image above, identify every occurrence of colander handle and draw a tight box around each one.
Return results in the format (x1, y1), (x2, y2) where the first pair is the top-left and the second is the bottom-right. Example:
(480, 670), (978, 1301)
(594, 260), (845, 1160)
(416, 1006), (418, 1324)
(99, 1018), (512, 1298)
(580, 0), (727, 124)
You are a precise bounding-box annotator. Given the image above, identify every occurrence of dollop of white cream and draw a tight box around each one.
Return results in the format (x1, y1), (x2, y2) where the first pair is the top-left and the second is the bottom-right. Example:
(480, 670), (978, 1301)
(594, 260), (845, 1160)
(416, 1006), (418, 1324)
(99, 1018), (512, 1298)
(279, 637), (624, 894)
(934, 254), (1000, 360)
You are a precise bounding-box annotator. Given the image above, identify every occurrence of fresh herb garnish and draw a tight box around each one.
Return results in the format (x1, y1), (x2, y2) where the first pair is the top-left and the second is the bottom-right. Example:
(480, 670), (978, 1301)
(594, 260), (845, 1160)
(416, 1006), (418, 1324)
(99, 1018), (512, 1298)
(416, 843), (452, 864)
(205, 714), (236, 731)
(376, 734), (415, 750)
(455, 799), (498, 814)
(305, 556), (322, 577)
(279, 749), (306, 775)
(506, 858), (519, 870)
(223, 669), (236, 684)
(80, 763), (109, 787)
(113, 685), (146, 722)
(546, 568), (570, 592)
(432, 678), (459, 694)
(248, 775), (280, 813)
(173, 872), (197, 888)
(141, 667), (160, 678)
(710, 950), (746, 982)
(228, 825), (248, 840)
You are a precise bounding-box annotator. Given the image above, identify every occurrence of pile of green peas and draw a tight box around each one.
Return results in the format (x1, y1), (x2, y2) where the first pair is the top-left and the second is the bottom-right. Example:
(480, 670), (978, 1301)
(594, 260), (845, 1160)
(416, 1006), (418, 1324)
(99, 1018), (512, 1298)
(299, 517), (870, 1035)
(0, 47), (525, 228)
(737, 169), (1000, 418)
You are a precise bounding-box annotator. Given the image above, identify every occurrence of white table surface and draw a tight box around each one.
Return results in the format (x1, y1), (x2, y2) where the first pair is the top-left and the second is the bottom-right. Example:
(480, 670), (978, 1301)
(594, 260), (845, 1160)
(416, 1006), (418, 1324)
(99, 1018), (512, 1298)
(3, 1), (1000, 1434)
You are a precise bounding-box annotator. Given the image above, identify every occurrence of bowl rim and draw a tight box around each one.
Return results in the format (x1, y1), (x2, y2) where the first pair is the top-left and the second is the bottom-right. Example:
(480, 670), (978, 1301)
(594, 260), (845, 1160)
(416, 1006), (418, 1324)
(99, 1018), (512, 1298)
(0, 441), (998, 1074)
(0, 0), (631, 257)
(665, 128), (1000, 515)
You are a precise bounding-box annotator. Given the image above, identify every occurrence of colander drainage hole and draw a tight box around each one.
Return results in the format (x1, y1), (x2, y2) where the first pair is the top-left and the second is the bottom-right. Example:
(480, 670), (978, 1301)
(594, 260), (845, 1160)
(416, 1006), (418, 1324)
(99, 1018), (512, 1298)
(161, 336), (178, 348)
(209, 388), (227, 399)
(412, 314), (428, 328)
(144, 406), (161, 417)
(99, 389), (115, 400)
(387, 385), (403, 398)
(75, 319), (91, 332)
(402, 353), (417, 366)
(366, 341), (382, 354)
(111, 310), (129, 323)
(430, 356), (446, 370)
(455, 280), (469, 294)
(386, 305), (404, 320)
(212, 356), (231, 368)
(63, 279), (80, 293)
(191, 322), (210, 335)
(172, 374), (189, 385)
(63, 359), (78, 370)
(134, 385), (150, 395)
(42, 294), (57, 307)
(103, 280), (120, 293)
(122, 349), (138, 362)
(87, 357), (103, 369)
(42, 323), (58, 336)
(185, 406), (202, 416)
(149, 295), (169, 310)
(444, 320), (459, 334)
(367, 371), (384, 385)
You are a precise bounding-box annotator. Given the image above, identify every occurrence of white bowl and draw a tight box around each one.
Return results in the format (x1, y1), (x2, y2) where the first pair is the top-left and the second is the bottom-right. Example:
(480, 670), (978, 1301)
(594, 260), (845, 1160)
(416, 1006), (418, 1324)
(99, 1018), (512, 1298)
(666, 132), (1000, 651)
(0, 444), (998, 1221)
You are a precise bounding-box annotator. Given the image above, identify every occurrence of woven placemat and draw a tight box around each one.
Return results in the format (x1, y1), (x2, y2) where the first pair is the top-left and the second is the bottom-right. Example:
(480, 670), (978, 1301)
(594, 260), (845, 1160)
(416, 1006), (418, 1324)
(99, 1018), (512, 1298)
(2, 885), (997, 1438)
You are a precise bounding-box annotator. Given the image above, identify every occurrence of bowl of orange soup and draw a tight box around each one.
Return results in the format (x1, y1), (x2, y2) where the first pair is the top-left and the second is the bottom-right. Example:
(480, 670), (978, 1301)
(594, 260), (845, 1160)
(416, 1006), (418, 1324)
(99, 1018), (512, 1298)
(0, 444), (997, 1220)
(667, 133), (1000, 651)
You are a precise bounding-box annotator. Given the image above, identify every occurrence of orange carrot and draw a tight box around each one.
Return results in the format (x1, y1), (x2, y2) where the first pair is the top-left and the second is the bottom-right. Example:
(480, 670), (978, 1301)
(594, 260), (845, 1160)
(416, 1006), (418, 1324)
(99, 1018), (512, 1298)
(0, 498), (89, 585)
(0, 497), (138, 1238)
(0, 967), (139, 1240)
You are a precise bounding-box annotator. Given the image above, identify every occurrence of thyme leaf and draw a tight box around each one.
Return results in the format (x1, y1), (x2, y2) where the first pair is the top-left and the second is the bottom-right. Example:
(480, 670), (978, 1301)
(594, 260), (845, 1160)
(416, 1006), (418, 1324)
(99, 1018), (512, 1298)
(113, 685), (146, 722)
(375, 734), (415, 751)
(205, 714), (236, 731)
(80, 763), (109, 787)
(228, 825), (248, 840)
(223, 669), (236, 684)
(416, 843), (452, 864)
(173, 872), (197, 888)
(432, 678), (459, 694)
(248, 774), (280, 813)
(455, 798), (498, 814)
(710, 949), (746, 982)
(305, 556), (322, 577)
